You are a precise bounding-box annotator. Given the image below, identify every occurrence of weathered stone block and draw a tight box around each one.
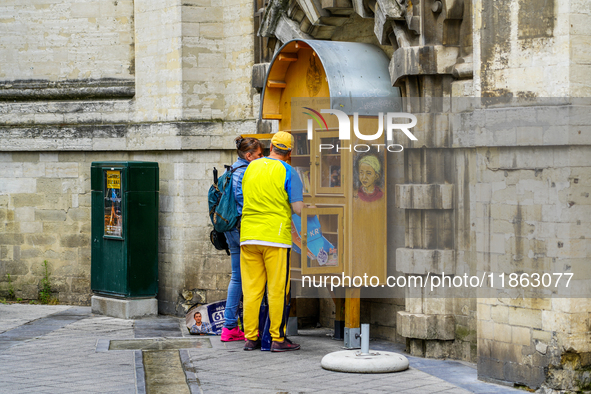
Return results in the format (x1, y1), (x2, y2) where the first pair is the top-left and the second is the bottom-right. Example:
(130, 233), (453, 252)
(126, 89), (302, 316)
(503, 362), (544, 390)
(397, 311), (455, 340)
(508, 307), (542, 329)
(45, 163), (79, 178)
(35, 209), (66, 222)
(492, 342), (523, 364)
(395, 184), (454, 209)
(408, 338), (425, 357)
(252, 63), (270, 89)
(479, 319), (494, 340)
(19, 222), (43, 234)
(14, 207), (35, 222)
(15, 284), (38, 300)
(493, 323), (512, 343)
(512, 326), (531, 346)
(26, 234), (57, 246)
(59, 234), (89, 248)
(0, 179), (36, 194)
(370, 302), (397, 327)
(425, 339), (453, 359)
(4, 258), (28, 275)
(91, 295), (158, 319)
(67, 208), (90, 222)
(0, 233), (24, 245)
(396, 248), (455, 275)
(390, 45), (459, 85)
(373, 1), (403, 45)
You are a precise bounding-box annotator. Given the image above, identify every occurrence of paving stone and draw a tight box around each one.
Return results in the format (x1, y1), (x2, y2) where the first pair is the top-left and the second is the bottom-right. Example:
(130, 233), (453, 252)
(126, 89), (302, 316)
(0, 305), (527, 393)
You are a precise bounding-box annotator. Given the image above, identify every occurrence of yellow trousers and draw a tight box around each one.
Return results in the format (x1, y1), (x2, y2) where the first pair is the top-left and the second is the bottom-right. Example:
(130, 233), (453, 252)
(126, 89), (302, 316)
(240, 244), (291, 342)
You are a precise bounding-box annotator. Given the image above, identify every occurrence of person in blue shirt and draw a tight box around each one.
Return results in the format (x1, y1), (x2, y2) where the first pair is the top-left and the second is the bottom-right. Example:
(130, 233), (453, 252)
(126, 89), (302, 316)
(221, 136), (264, 342)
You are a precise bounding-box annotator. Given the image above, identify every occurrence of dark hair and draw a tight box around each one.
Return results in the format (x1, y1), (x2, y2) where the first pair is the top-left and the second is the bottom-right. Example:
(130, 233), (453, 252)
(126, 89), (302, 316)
(194, 311), (201, 316)
(271, 144), (289, 157)
(235, 136), (262, 159)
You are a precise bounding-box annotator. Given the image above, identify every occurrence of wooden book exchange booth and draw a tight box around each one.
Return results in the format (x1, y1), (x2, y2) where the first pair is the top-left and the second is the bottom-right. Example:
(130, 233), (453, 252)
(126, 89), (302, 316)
(256, 39), (401, 347)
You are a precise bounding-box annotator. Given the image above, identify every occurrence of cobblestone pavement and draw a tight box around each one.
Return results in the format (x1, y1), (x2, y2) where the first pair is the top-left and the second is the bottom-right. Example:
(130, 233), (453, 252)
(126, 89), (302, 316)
(0, 304), (522, 393)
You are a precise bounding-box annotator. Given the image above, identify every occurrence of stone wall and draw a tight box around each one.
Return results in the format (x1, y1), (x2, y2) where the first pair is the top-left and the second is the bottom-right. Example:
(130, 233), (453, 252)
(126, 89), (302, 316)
(0, 0), (134, 82)
(470, 0), (591, 388)
(0, 123), (249, 312)
(0, 0), (257, 317)
(3, 0), (591, 390)
(570, 0), (591, 97)
(474, 145), (591, 389)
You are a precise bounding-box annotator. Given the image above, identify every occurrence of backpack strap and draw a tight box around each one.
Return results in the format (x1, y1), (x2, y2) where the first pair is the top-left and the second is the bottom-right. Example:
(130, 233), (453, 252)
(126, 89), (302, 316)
(227, 164), (248, 174)
(228, 164), (248, 228)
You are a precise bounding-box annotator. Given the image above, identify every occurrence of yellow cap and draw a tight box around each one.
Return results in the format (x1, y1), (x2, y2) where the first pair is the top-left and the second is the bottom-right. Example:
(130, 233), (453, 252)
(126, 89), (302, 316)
(271, 131), (292, 151)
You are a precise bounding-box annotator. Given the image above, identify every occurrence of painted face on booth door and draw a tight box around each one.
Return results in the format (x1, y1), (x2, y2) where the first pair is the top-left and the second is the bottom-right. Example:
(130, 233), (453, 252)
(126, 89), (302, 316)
(359, 163), (379, 191)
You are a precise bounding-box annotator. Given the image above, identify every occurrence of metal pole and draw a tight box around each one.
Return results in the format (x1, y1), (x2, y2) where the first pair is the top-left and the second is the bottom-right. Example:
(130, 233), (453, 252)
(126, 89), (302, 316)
(360, 324), (370, 355)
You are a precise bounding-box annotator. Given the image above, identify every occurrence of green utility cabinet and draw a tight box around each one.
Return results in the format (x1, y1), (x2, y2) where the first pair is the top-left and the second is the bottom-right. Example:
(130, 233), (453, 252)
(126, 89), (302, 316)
(90, 161), (159, 297)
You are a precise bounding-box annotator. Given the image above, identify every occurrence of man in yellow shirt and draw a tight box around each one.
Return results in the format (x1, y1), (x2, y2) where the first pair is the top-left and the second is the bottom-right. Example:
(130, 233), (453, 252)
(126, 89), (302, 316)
(240, 131), (305, 352)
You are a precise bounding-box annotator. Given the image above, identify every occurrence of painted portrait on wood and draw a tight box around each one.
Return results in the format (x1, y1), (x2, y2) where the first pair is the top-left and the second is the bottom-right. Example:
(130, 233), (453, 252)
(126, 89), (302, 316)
(353, 150), (384, 203)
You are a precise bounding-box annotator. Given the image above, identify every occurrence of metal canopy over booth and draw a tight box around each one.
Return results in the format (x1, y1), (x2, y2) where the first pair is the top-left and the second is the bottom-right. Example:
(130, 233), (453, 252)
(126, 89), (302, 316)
(258, 39), (401, 348)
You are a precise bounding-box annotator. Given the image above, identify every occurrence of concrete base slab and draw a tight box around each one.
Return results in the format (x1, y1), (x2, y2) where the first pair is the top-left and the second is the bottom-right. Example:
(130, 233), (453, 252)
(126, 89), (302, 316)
(91, 295), (158, 319)
(321, 350), (410, 373)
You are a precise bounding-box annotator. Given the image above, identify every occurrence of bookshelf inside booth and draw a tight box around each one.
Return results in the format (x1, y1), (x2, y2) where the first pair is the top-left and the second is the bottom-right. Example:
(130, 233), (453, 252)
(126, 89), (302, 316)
(300, 207), (343, 275)
(316, 130), (344, 195)
(290, 130), (311, 196)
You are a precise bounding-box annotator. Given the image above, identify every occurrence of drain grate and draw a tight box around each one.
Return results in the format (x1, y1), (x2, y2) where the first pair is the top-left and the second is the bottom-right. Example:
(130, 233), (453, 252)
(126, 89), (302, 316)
(108, 337), (212, 351)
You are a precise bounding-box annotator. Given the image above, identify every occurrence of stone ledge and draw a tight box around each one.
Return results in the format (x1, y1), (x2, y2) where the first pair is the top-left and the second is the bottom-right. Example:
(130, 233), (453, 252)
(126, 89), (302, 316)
(0, 79), (135, 101)
(396, 248), (455, 275)
(0, 120), (257, 151)
(390, 45), (460, 86)
(397, 311), (455, 340)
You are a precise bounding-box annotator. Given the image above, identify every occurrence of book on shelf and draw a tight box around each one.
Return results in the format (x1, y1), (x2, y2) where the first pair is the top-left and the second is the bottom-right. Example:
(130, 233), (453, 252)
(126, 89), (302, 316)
(294, 166), (311, 194)
(294, 133), (309, 155)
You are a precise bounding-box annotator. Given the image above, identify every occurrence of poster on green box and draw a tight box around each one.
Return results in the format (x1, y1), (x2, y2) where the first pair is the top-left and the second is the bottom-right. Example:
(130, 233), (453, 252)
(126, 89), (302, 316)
(104, 170), (122, 237)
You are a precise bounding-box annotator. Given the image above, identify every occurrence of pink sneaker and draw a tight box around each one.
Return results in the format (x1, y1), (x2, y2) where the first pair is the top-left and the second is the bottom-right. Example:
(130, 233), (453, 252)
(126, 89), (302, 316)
(221, 326), (246, 342)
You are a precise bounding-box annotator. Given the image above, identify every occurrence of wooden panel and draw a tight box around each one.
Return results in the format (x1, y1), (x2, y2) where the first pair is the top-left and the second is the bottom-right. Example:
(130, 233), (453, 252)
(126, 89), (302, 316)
(240, 133), (274, 139)
(350, 116), (388, 282)
(345, 288), (360, 328)
(262, 113), (282, 120)
(278, 48), (330, 131)
(262, 87), (282, 118)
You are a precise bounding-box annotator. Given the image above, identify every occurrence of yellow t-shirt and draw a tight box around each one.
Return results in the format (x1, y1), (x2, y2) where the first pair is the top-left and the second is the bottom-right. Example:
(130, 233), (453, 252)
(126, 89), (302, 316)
(240, 157), (303, 246)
